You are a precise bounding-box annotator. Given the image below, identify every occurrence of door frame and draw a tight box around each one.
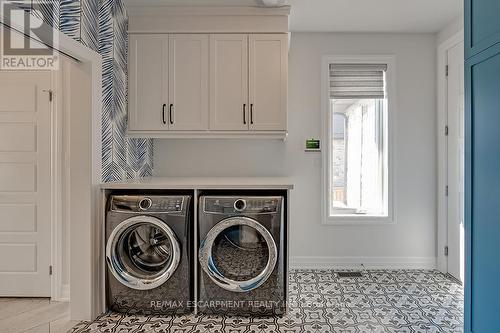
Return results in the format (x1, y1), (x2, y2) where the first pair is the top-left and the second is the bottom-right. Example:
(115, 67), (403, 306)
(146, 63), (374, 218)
(437, 30), (464, 274)
(1, 13), (103, 321)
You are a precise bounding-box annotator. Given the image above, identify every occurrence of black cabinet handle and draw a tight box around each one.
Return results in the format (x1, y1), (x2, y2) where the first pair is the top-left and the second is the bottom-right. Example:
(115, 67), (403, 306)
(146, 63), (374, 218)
(162, 104), (166, 124)
(250, 103), (254, 124)
(169, 104), (174, 125)
(243, 104), (247, 124)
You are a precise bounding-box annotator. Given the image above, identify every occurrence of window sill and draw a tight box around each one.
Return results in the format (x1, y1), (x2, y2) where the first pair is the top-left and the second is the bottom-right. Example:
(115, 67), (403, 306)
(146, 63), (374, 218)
(323, 214), (394, 225)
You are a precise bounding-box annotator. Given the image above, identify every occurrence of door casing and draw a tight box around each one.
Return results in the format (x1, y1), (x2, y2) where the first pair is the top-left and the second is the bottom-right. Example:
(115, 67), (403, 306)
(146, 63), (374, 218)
(436, 30), (464, 275)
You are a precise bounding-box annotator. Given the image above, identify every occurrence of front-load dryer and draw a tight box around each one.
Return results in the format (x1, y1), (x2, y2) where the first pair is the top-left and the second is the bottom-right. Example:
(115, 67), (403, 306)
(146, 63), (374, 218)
(198, 196), (286, 316)
(106, 194), (192, 314)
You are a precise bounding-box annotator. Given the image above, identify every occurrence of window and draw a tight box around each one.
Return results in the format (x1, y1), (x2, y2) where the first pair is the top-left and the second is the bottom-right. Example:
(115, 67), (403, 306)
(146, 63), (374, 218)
(323, 58), (393, 223)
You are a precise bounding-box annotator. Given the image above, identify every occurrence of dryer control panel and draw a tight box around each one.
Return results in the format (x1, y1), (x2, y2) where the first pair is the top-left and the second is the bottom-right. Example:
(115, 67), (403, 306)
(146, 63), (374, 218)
(203, 196), (283, 215)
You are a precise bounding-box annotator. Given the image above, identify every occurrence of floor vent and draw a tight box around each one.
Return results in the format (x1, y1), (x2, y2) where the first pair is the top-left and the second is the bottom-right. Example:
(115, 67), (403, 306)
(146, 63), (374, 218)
(337, 271), (363, 278)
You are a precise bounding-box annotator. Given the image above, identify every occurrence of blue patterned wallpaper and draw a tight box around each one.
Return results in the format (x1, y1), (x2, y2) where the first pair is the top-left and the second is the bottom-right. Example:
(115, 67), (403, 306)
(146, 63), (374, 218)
(19, 0), (153, 182)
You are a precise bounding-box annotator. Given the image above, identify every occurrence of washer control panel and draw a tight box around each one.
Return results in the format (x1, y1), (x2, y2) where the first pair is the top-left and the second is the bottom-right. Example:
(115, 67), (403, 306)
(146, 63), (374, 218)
(111, 195), (185, 213)
(204, 196), (282, 215)
(151, 197), (184, 212)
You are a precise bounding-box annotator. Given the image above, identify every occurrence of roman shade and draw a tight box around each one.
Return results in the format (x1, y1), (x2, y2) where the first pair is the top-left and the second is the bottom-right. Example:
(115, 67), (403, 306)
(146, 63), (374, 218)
(329, 64), (387, 99)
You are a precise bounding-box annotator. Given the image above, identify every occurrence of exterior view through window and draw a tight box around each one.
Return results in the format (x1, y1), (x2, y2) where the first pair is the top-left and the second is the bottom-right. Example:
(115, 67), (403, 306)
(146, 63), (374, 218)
(329, 63), (389, 217)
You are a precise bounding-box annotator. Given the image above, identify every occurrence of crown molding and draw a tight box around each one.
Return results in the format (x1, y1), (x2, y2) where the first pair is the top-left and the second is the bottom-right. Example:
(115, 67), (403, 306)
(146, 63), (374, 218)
(126, 5), (291, 17)
(127, 5), (290, 33)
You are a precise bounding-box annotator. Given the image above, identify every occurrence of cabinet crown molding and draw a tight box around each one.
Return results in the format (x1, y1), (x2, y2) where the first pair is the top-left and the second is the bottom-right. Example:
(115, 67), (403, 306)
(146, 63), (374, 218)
(127, 6), (291, 17)
(127, 5), (290, 34)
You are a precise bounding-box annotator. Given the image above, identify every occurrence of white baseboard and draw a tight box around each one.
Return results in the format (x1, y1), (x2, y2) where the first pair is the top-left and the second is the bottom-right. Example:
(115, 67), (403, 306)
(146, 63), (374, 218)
(290, 256), (437, 270)
(59, 283), (70, 302)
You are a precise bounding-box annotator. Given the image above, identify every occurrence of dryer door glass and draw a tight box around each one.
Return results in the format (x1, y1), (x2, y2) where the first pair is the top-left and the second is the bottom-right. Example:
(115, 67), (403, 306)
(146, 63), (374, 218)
(106, 216), (181, 290)
(199, 216), (278, 292)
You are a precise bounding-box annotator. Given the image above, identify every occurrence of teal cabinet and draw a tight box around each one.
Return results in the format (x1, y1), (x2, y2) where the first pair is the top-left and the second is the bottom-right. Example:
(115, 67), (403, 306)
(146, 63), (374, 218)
(465, 2), (500, 331)
(465, 0), (500, 58)
(465, 42), (500, 333)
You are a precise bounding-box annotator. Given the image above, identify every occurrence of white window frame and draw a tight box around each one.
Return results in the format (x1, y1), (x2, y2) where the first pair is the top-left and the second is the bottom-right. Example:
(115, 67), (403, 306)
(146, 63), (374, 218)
(321, 55), (396, 225)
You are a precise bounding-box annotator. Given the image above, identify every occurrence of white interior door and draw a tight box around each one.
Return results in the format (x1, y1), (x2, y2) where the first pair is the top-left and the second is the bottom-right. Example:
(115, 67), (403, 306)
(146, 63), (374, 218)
(169, 34), (209, 130)
(209, 34), (249, 131)
(0, 71), (52, 296)
(248, 34), (287, 131)
(446, 41), (465, 283)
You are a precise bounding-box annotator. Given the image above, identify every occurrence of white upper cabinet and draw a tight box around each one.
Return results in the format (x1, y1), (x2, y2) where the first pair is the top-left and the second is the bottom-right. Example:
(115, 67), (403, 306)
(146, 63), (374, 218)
(210, 34), (249, 131)
(169, 34), (209, 131)
(127, 5), (290, 139)
(249, 34), (288, 131)
(128, 33), (288, 138)
(128, 35), (168, 131)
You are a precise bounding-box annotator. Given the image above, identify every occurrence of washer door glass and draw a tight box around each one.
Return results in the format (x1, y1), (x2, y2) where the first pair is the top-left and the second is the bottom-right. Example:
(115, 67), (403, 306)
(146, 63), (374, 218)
(212, 225), (268, 281)
(199, 217), (277, 292)
(106, 216), (181, 290)
(122, 224), (172, 276)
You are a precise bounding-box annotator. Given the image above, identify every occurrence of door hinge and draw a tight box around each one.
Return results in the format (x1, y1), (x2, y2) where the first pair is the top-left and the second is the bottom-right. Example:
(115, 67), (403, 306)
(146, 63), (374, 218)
(445, 65), (449, 77)
(444, 246), (449, 256)
(445, 185), (449, 196)
(49, 265), (53, 275)
(445, 125), (449, 136)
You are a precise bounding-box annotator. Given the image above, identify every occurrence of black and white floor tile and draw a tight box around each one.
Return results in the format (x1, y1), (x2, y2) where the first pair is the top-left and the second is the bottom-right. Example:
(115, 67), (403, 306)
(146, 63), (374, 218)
(70, 270), (463, 333)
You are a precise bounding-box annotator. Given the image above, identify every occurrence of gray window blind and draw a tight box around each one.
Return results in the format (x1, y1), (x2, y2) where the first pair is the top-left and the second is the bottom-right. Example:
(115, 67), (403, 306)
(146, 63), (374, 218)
(329, 64), (387, 99)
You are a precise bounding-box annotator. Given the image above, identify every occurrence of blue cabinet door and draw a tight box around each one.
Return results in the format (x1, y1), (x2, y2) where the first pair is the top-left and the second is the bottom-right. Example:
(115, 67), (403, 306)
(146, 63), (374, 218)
(465, 43), (500, 333)
(465, 0), (500, 58)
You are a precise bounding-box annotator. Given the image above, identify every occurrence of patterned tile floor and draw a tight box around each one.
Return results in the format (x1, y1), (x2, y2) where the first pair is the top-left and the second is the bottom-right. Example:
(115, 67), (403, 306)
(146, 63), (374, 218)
(70, 270), (463, 333)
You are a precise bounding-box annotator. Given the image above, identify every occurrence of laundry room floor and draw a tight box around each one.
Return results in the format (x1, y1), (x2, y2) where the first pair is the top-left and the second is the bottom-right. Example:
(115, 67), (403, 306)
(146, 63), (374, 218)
(69, 269), (463, 333)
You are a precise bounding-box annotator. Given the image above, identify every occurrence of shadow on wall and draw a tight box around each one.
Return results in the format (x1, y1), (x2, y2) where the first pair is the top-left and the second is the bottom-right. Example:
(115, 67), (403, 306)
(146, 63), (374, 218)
(153, 139), (288, 177)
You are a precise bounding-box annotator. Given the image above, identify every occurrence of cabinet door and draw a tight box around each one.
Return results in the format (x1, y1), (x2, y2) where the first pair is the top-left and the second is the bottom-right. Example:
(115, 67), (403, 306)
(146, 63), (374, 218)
(209, 34), (249, 131)
(129, 34), (168, 131)
(169, 34), (209, 131)
(249, 34), (287, 131)
(465, 45), (500, 333)
(465, 0), (500, 59)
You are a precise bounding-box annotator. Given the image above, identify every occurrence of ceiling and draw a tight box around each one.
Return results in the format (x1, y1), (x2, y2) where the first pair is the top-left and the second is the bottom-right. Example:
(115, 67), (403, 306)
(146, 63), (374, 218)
(124, 0), (462, 33)
(288, 0), (462, 33)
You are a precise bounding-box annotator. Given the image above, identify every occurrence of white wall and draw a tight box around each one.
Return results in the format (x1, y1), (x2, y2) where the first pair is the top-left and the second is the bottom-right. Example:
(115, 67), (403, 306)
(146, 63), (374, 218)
(154, 32), (438, 268)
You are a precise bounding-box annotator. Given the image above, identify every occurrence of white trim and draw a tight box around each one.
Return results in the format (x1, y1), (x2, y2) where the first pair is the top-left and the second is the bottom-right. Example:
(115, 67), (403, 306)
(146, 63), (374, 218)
(50, 63), (63, 302)
(59, 283), (70, 302)
(52, 32), (102, 322)
(125, 5), (291, 16)
(0, 13), (103, 321)
(193, 189), (199, 315)
(436, 30), (464, 274)
(290, 256), (437, 270)
(126, 5), (290, 34)
(54, 28), (102, 324)
(126, 130), (288, 140)
(321, 55), (396, 225)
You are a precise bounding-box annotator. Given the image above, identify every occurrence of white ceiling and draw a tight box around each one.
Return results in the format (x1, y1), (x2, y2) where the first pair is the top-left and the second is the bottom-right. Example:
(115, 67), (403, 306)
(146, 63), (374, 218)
(124, 0), (462, 33)
(288, 0), (462, 33)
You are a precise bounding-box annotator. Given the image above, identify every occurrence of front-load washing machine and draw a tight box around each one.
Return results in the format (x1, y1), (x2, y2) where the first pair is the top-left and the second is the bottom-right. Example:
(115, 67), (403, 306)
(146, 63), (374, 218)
(106, 194), (192, 314)
(198, 196), (286, 316)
